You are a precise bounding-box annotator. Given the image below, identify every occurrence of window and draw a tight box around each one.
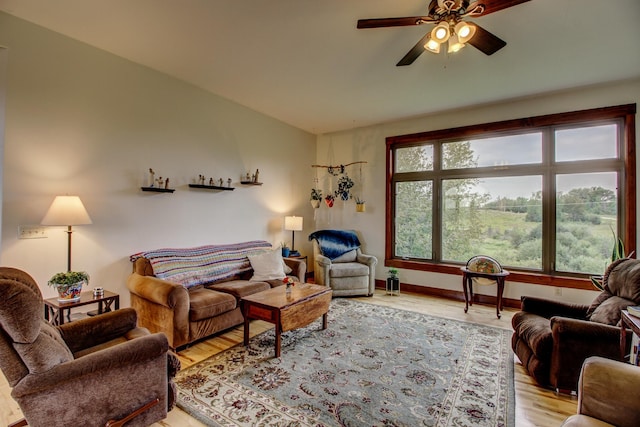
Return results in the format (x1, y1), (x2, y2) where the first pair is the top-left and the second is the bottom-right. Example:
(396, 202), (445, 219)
(386, 105), (636, 288)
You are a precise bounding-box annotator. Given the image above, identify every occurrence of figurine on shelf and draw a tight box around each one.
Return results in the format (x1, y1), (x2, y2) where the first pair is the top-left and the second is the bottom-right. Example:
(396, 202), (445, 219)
(209, 177), (214, 186)
(149, 168), (155, 187)
(165, 178), (169, 189)
(156, 177), (164, 188)
(219, 178), (223, 187)
(227, 178), (232, 187)
(246, 172), (251, 181)
(254, 169), (260, 183)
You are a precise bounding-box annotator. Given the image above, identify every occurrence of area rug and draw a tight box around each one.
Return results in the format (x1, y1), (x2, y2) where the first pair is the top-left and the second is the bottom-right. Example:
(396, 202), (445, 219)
(176, 299), (515, 427)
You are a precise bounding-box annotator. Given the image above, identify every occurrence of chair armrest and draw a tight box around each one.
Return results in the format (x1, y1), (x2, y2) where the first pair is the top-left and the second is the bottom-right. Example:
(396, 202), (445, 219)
(58, 308), (138, 353)
(356, 252), (378, 268)
(284, 257), (306, 282)
(521, 296), (589, 319)
(127, 273), (188, 309)
(314, 253), (331, 286)
(12, 332), (169, 397)
(550, 317), (624, 390)
(577, 356), (640, 427)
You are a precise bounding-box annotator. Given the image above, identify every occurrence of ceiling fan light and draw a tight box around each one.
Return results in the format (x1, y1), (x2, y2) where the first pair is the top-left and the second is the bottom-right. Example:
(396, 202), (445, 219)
(431, 22), (450, 43)
(455, 21), (476, 43)
(447, 34), (466, 53)
(424, 38), (441, 54)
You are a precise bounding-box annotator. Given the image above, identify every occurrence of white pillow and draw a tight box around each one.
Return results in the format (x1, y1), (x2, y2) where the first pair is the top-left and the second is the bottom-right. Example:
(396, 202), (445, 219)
(248, 249), (286, 281)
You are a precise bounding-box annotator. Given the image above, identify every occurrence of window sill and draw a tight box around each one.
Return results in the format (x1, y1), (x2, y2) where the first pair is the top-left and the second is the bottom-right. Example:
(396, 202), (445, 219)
(385, 259), (597, 291)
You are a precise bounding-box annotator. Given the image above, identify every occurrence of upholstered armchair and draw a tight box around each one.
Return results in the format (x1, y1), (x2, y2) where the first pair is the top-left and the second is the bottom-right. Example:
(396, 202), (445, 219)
(309, 230), (377, 297)
(0, 267), (179, 427)
(561, 356), (640, 427)
(512, 258), (640, 392)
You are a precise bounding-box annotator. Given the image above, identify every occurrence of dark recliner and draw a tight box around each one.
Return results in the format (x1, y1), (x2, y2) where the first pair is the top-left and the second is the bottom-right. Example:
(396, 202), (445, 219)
(0, 267), (179, 427)
(511, 258), (640, 391)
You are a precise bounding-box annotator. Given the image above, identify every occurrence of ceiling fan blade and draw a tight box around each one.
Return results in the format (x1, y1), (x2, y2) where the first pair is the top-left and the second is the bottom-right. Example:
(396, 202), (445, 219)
(467, 24), (506, 55)
(479, 0), (531, 16)
(396, 33), (431, 66)
(357, 16), (432, 29)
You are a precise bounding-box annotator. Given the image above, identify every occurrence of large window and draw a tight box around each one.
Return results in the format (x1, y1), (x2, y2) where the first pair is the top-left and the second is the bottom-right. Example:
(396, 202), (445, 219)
(386, 105), (636, 288)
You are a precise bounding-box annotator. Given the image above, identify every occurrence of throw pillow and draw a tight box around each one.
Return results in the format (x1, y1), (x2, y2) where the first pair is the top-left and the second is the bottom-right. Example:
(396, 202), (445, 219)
(588, 295), (634, 326)
(249, 249), (286, 281)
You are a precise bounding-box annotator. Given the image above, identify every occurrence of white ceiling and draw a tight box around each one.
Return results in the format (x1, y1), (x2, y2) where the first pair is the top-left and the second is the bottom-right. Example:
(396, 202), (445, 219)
(0, 0), (639, 134)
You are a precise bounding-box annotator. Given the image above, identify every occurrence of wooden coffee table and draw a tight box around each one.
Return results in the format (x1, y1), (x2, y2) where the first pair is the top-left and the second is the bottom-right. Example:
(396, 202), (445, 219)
(242, 283), (332, 357)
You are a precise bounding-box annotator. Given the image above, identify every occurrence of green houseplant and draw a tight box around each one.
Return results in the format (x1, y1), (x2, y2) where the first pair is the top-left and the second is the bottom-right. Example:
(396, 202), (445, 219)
(386, 268), (400, 295)
(310, 188), (322, 209)
(590, 228), (630, 291)
(48, 271), (89, 302)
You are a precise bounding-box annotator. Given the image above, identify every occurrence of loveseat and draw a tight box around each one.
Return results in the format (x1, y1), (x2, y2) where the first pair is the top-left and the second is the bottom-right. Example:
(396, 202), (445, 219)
(127, 241), (305, 349)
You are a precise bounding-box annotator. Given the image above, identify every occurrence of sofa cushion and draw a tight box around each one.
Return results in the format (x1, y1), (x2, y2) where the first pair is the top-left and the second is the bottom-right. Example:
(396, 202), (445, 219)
(588, 295), (634, 326)
(208, 280), (270, 300)
(329, 262), (369, 278)
(189, 289), (237, 322)
(248, 249), (286, 281)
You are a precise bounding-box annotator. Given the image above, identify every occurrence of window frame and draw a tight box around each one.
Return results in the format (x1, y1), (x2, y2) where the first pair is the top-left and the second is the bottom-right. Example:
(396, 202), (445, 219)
(385, 104), (637, 290)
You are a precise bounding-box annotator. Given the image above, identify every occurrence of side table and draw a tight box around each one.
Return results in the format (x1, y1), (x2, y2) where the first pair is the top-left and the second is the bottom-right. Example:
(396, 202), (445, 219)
(620, 310), (640, 363)
(460, 267), (510, 318)
(44, 290), (119, 326)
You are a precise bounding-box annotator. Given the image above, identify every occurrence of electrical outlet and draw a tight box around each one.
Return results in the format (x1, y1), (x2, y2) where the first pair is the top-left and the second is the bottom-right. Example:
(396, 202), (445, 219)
(18, 225), (48, 239)
(554, 287), (562, 296)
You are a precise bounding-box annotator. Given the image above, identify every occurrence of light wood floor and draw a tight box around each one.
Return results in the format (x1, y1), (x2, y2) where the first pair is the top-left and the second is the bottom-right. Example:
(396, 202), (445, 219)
(1, 290), (576, 427)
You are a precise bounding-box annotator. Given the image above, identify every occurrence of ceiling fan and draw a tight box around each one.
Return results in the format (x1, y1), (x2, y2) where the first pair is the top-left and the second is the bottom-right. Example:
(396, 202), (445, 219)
(357, 0), (530, 66)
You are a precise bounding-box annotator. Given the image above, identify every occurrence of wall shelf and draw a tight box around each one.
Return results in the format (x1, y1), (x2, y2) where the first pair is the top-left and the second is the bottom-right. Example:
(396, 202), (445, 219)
(141, 187), (175, 193)
(240, 181), (263, 186)
(188, 184), (234, 191)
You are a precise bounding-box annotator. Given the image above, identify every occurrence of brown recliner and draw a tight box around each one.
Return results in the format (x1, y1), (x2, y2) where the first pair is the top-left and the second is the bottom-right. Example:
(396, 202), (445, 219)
(511, 258), (640, 391)
(0, 267), (179, 427)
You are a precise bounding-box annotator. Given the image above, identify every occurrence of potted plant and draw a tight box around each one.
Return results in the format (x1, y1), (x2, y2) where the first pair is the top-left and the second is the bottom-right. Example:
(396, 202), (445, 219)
(355, 197), (366, 212)
(324, 194), (335, 208)
(310, 188), (322, 209)
(590, 228), (633, 291)
(386, 268), (400, 295)
(48, 271), (90, 302)
(334, 175), (354, 201)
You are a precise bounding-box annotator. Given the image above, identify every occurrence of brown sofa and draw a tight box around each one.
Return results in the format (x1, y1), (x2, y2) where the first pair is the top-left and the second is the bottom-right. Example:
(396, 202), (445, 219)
(127, 241), (306, 349)
(512, 257), (640, 391)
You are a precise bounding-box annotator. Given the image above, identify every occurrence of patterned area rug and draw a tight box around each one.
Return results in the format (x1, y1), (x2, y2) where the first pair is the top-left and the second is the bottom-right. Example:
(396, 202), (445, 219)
(176, 299), (515, 426)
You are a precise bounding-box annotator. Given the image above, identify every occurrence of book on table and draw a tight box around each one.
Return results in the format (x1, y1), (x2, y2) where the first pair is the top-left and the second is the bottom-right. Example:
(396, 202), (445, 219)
(628, 305), (640, 318)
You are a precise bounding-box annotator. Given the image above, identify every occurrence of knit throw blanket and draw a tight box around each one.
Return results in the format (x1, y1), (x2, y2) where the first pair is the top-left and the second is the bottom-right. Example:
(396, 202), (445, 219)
(308, 229), (360, 260)
(130, 241), (272, 289)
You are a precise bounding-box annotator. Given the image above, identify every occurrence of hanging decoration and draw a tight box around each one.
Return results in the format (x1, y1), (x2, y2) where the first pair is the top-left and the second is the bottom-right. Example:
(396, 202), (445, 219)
(311, 161), (367, 210)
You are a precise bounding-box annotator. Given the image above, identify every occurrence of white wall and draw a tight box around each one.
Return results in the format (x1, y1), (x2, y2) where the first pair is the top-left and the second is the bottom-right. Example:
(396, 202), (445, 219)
(0, 13), (316, 305)
(316, 78), (640, 305)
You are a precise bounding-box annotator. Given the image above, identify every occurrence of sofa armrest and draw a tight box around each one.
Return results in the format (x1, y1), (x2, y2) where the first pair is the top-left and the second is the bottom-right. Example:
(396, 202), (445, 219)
(12, 332), (168, 397)
(577, 356), (640, 427)
(58, 308), (138, 353)
(127, 273), (188, 309)
(521, 296), (589, 319)
(127, 273), (190, 348)
(284, 257), (306, 282)
(314, 253), (331, 286)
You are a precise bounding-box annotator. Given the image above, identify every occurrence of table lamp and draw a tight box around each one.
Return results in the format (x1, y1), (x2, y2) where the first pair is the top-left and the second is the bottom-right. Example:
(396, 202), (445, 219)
(284, 216), (303, 256)
(41, 196), (93, 271)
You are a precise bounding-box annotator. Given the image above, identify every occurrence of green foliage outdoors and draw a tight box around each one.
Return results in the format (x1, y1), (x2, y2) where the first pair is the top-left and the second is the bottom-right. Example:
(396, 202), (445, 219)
(394, 141), (618, 276)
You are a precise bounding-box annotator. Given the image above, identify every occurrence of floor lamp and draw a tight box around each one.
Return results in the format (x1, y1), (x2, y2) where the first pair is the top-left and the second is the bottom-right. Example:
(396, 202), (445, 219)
(284, 216), (303, 257)
(41, 196), (93, 272)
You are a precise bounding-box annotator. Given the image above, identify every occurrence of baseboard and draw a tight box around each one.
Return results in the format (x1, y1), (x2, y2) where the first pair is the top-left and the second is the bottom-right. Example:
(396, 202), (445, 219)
(374, 279), (521, 309)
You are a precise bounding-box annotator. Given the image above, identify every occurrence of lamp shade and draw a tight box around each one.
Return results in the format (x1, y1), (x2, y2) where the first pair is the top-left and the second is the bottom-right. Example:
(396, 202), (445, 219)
(284, 216), (303, 231)
(41, 196), (93, 226)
